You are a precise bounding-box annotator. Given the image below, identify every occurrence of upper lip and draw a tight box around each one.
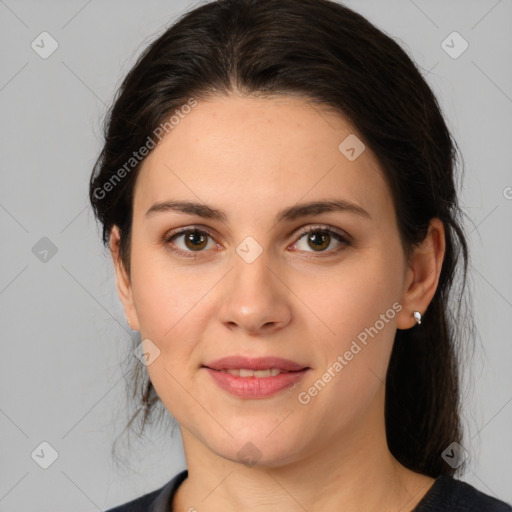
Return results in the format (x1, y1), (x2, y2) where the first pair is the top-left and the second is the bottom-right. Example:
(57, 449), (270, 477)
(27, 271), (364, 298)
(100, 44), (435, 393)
(202, 356), (309, 372)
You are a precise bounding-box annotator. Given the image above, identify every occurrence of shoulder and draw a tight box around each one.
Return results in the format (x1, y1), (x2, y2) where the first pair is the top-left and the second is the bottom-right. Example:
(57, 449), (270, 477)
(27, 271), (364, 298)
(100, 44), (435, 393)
(104, 469), (188, 512)
(415, 475), (512, 511)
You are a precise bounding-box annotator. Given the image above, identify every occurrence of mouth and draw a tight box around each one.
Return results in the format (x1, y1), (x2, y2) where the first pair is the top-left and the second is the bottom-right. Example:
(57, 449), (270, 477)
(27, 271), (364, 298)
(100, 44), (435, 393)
(200, 356), (311, 398)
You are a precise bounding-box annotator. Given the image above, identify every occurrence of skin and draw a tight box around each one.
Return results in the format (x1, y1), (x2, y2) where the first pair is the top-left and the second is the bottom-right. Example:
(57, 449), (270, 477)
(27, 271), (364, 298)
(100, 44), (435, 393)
(110, 93), (445, 511)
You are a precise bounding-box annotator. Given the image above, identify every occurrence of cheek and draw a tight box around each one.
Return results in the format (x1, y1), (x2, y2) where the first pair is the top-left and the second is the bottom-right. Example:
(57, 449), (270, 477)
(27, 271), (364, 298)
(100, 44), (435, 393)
(294, 295), (398, 429)
(129, 251), (210, 422)
(293, 252), (401, 399)
(298, 254), (400, 343)
(129, 240), (209, 337)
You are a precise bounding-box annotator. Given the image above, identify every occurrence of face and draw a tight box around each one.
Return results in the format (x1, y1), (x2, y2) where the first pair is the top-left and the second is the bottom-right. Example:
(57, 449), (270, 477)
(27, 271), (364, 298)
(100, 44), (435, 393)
(112, 94), (437, 467)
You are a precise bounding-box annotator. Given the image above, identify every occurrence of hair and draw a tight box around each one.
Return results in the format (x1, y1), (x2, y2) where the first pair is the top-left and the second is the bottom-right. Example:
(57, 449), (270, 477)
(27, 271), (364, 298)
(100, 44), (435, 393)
(89, 0), (475, 477)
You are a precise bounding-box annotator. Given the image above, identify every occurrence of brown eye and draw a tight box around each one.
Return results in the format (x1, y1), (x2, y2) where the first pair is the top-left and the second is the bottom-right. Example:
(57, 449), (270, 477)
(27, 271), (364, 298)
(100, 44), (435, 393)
(306, 231), (331, 251)
(293, 226), (351, 255)
(182, 230), (209, 251)
(164, 228), (216, 258)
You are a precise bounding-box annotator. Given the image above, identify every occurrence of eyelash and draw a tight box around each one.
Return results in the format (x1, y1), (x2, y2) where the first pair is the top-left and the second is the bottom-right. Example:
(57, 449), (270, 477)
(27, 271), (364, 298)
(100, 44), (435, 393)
(162, 225), (351, 260)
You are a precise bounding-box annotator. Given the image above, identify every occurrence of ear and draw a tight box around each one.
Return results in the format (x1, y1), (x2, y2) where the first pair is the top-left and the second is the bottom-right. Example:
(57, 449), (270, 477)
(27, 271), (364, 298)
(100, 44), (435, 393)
(110, 225), (140, 331)
(396, 217), (446, 330)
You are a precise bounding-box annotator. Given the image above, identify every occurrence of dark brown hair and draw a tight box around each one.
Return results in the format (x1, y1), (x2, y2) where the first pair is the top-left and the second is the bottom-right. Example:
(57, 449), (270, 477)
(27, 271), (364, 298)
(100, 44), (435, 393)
(89, 0), (474, 477)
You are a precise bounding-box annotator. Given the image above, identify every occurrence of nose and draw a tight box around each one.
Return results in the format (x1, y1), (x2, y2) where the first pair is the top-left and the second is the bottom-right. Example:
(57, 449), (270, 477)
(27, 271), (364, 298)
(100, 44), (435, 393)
(217, 250), (292, 335)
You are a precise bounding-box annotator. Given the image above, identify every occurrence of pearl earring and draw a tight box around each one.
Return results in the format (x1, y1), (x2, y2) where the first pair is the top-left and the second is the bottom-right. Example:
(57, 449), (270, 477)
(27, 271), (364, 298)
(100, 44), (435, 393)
(413, 310), (422, 325)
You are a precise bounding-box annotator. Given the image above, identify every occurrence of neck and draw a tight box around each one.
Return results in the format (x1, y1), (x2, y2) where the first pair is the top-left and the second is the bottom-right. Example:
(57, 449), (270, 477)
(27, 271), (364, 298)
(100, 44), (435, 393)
(172, 386), (435, 512)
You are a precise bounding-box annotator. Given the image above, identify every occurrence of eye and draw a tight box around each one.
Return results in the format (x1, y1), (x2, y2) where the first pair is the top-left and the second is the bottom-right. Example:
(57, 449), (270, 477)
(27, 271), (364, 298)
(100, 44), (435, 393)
(291, 225), (351, 256)
(163, 228), (217, 258)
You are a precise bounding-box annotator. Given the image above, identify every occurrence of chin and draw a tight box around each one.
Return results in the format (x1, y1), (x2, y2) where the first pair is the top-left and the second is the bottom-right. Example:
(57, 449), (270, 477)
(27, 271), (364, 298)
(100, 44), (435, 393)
(208, 431), (306, 469)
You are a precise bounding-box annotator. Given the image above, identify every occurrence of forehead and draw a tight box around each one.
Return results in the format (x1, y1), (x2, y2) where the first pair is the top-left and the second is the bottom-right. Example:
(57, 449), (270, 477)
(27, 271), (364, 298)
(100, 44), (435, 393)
(133, 94), (392, 225)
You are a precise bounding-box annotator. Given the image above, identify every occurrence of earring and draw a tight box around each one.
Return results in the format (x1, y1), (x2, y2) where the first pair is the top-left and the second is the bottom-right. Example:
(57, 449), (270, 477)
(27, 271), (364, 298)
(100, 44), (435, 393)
(127, 318), (132, 329)
(413, 310), (422, 325)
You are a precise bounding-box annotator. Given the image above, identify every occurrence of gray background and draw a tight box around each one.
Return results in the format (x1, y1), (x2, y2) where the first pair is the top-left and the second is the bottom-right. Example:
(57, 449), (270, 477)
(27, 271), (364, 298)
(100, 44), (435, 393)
(0, 0), (511, 510)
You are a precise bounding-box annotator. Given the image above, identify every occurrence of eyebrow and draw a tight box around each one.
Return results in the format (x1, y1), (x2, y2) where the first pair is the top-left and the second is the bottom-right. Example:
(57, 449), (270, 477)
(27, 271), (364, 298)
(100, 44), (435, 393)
(145, 198), (371, 223)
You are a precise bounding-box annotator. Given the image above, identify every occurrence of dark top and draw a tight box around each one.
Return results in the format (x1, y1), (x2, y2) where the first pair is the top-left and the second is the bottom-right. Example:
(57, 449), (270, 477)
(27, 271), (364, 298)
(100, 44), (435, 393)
(104, 469), (512, 511)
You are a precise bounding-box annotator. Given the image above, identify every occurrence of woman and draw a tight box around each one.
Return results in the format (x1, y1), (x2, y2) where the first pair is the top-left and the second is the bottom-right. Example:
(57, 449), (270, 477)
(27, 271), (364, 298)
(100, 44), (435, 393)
(89, 0), (512, 510)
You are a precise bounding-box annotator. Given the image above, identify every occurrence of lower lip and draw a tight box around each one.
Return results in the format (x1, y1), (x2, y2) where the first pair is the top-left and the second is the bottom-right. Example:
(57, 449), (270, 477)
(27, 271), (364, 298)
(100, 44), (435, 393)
(203, 368), (309, 398)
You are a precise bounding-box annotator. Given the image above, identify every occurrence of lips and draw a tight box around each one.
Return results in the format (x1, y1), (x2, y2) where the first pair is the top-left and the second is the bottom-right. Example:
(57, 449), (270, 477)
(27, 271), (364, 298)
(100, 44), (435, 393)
(202, 355), (309, 372)
(203, 366), (310, 398)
